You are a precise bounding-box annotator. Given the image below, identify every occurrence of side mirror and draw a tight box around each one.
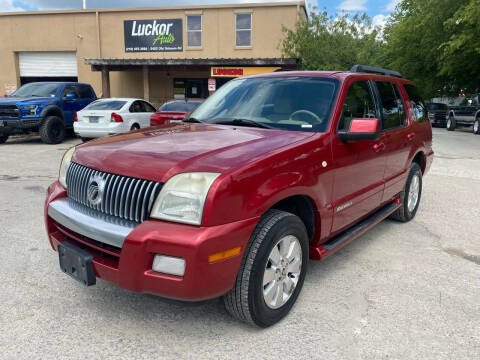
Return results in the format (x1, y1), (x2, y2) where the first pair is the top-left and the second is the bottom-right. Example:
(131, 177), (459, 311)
(338, 118), (381, 142)
(64, 93), (77, 101)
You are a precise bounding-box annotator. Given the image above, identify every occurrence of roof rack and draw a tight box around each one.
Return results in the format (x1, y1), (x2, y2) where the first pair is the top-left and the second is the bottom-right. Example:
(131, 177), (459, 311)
(350, 64), (403, 78)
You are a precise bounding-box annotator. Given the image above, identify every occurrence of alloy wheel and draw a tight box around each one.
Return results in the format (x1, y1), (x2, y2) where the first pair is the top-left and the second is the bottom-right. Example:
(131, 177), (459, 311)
(263, 235), (302, 309)
(407, 174), (420, 212)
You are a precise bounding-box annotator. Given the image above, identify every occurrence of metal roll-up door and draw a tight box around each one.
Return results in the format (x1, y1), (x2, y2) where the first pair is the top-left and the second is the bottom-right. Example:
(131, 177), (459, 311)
(19, 52), (78, 77)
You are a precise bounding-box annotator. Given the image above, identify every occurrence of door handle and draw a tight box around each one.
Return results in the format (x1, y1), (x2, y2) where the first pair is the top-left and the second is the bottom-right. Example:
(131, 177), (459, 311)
(407, 132), (416, 141)
(373, 142), (385, 152)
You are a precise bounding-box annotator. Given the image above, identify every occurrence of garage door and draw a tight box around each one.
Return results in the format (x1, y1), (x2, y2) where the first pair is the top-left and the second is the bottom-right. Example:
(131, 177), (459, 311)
(19, 52), (78, 77)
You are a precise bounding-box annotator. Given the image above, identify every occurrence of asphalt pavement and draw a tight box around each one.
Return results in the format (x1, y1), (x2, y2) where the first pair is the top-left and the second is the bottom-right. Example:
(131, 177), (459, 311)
(0, 128), (478, 359)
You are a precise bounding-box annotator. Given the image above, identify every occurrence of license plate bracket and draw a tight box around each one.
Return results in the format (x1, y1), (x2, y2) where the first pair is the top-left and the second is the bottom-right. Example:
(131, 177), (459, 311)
(58, 242), (96, 286)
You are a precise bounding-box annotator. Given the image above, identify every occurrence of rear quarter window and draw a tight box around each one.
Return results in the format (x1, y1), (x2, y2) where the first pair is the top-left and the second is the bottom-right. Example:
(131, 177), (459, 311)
(404, 84), (428, 123)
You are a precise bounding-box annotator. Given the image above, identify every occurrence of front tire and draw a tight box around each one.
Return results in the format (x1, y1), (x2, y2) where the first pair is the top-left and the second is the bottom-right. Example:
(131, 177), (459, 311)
(130, 124), (140, 131)
(446, 115), (456, 131)
(389, 162), (422, 222)
(473, 119), (480, 135)
(0, 135), (8, 144)
(223, 210), (309, 327)
(39, 116), (65, 144)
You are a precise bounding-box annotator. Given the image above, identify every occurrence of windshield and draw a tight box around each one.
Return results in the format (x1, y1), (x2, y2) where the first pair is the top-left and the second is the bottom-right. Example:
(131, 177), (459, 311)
(161, 101), (202, 112)
(84, 100), (127, 111)
(190, 76), (339, 132)
(11, 83), (62, 98)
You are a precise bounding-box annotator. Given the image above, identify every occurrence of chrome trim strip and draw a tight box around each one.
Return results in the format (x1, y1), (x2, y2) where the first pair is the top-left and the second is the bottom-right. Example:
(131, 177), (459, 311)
(48, 198), (137, 248)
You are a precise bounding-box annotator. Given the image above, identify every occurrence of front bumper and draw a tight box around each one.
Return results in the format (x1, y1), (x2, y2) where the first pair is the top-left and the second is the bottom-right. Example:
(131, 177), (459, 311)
(45, 181), (259, 301)
(0, 117), (42, 134)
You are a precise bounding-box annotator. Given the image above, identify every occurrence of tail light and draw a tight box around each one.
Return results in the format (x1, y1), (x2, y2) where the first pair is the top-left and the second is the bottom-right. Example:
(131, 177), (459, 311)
(73, 112), (78, 122)
(111, 112), (123, 123)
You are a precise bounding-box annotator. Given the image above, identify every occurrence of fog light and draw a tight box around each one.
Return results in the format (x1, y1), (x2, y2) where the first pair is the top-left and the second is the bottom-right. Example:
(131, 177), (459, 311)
(152, 255), (186, 276)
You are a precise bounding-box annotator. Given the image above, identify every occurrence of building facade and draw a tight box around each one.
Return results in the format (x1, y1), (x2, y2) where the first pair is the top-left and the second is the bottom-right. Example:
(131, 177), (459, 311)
(0, 2), (306, 106)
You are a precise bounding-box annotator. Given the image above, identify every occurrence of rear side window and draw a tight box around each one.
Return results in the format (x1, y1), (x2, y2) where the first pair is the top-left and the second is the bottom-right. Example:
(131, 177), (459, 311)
(339, 81), (377, 130)
(404, 84), (428, 123)
(375, 81), (407, 130)
(85, 100), (126, 111)
(77, 85), (95, 99)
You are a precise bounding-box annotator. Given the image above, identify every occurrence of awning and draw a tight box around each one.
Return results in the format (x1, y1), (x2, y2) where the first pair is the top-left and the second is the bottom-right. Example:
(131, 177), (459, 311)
(84, 57), (298, 71)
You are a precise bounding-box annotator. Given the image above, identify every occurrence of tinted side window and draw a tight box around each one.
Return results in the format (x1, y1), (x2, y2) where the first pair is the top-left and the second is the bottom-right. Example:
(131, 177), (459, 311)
(404, 84), (428, 123)
(375, 81), (406, 130)
(142, 101), (156, 113)
(130, 101), (144, 113)
(77, 85), (94, 99)
(62, 85), (79, 98)
(339, 81), (377, 130)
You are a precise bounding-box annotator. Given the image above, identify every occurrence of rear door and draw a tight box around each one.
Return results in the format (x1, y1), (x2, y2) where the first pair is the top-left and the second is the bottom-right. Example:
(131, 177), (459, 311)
(373, 81), (412, 202)
(330, 79), (387, 234)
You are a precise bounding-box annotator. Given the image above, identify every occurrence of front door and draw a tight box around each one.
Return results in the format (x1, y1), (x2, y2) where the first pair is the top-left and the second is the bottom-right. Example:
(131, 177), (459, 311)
(330, 80), (387, 234)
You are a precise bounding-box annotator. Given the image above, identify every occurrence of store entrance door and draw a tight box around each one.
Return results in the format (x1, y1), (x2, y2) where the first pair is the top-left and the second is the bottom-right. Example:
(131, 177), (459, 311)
(185, 79), (207, 98)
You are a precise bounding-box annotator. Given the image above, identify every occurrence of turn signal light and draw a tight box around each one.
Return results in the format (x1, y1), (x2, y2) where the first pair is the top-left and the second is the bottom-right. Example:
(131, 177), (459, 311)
(111, 112), (123, 123)
(208, 247), (242, 263)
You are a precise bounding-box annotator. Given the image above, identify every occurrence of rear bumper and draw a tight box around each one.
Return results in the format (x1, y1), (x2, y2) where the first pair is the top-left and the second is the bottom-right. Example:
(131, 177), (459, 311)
(73, 122), (126, 138)
(45, 181), (259, 301)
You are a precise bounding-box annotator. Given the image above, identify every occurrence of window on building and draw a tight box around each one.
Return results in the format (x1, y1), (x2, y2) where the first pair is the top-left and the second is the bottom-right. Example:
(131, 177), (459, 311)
(236, 13), (252, 47)
(187, 15), (202, 47)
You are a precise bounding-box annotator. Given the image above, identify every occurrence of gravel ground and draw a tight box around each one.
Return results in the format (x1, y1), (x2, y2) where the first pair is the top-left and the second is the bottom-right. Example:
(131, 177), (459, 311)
(0, 128), (479, 359)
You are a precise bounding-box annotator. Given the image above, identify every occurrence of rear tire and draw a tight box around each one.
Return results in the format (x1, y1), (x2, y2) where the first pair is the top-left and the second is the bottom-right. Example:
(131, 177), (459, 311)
(389, 162), (422, 222)
(446, 115), (456, 131)
(473, 119), (480, 135)
(39, 116), (65, 144)
(0, 135), (8, 144)
(223, 209), (308, 327)
(81, 137), (91, 143)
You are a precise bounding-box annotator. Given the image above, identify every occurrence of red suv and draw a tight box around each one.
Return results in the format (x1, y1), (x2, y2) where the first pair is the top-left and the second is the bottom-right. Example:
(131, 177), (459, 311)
(45, 66), (433, 327)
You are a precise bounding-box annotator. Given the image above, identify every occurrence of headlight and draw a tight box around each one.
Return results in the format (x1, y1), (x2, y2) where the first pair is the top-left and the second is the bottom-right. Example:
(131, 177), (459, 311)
(150, 172), (220, 225)
(22, 104), (39, 116)
(59, 147), (76, 189)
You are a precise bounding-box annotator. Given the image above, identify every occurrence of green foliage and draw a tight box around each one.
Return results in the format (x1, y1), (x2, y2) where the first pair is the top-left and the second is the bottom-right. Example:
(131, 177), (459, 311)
(282, 1), (480, 98)
(281, 8), (385, 71)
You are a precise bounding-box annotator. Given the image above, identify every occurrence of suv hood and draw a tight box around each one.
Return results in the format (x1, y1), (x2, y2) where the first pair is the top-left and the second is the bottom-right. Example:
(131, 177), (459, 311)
(73, 123), (315, 182)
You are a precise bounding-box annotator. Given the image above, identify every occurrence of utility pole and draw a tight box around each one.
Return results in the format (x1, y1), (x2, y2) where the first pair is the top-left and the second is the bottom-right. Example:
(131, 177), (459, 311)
(83, 0), (86, 9)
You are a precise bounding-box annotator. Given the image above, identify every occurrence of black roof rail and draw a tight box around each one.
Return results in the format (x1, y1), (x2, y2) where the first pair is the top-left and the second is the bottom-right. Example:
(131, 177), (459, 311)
(350, 64), (403, 78)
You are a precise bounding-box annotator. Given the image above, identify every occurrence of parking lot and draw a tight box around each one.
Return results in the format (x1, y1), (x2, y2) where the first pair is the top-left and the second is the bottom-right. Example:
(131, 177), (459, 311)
(0, 128), (478, 359)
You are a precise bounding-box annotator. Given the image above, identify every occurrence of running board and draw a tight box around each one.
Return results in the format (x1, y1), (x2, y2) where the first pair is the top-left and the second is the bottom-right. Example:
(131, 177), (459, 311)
(310, 200), (401, 260)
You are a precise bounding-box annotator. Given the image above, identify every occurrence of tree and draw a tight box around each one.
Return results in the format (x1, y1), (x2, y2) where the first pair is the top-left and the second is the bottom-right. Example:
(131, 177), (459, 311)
(383, 0), (478, 98)
(440, 0), (480, 94)
(281, 8), (385, 71)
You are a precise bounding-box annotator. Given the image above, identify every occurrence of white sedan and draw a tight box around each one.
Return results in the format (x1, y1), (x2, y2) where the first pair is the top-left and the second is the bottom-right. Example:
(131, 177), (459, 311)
(73, 98), (157, 140)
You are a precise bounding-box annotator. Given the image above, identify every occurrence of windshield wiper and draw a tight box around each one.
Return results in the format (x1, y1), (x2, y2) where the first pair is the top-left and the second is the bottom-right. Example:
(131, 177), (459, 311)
(183, 117), (203, 123)
(211, 118), (273, 129)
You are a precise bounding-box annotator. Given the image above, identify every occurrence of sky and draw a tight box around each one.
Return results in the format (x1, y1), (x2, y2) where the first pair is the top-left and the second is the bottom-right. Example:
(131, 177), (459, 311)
(0, 0), (400, 28)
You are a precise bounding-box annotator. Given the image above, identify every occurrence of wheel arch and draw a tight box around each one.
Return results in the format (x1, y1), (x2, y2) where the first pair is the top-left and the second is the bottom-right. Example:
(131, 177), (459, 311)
(269, 194), (318, 243)
(40, 105), (64, 122)
(412, 151), (426, 174)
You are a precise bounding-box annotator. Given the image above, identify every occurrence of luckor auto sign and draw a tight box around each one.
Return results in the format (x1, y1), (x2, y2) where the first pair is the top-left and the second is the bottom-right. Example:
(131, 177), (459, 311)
(124, 19), (183, 52)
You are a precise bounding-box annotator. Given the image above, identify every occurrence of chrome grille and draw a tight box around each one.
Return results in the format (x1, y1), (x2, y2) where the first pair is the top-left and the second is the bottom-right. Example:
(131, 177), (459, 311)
(66, 162), (162, 223)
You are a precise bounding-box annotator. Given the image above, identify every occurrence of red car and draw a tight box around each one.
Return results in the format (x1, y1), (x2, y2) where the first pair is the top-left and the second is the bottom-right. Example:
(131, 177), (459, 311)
(45, 66), (433, 327)
(150, 99), (204, 126)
